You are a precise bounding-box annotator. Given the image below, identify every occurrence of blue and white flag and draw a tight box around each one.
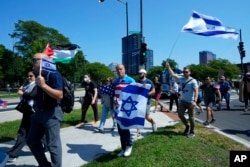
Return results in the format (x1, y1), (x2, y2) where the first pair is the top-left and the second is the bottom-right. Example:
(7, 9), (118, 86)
(114, 82), (151, 129)
(41, 58), (56, 72)
(182, 10), (238, 39)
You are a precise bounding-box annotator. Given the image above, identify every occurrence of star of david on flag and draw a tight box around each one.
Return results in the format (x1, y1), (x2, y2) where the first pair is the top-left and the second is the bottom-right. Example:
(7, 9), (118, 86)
(114, 82), (151, 129)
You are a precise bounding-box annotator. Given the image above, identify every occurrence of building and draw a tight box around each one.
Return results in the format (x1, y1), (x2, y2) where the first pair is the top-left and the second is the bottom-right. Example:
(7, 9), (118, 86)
(145, 49), (153, 70)
(121, 32), (153, 75)
(199, 51), (216, 65)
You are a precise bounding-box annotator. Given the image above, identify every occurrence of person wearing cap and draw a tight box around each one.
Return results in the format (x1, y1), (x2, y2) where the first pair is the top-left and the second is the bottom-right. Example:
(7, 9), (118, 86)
(136, 69), (157, 137)
(217, 75), (231, 111)
(241, 71), (250, 112)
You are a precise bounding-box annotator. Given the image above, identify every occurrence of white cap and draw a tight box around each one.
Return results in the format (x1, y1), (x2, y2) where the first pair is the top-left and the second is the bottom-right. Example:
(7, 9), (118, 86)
(139, 69), (147, 74)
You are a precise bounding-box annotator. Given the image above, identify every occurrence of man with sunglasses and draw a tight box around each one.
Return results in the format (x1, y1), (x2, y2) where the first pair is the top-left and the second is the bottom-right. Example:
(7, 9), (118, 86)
(27, 53), (63, 167)
(166, 62), (198, 138)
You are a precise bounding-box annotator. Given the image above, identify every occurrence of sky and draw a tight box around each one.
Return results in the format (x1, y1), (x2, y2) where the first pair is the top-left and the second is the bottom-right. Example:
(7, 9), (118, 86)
(0, 0), (249, 69)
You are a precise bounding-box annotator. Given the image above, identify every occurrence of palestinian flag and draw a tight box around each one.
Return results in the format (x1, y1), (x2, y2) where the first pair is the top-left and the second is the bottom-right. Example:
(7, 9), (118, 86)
(44, 44), (80, 64)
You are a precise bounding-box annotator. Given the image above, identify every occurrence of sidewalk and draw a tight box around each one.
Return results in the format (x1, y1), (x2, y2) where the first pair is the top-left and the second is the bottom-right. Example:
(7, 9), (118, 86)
(0, 104), (178, 167)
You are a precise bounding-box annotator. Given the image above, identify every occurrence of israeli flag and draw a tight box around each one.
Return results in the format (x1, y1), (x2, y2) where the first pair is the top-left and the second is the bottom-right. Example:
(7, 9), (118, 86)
(41, 58), (56, 72)
(114, 83), (151, 129)
(182, 10), (239, 39)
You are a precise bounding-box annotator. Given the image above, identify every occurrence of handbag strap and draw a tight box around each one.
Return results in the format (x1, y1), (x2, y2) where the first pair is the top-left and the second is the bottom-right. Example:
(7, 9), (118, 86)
(182, 79), (193, 90)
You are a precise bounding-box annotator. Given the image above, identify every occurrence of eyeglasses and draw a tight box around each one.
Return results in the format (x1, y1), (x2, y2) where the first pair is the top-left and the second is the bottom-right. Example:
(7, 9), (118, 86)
(32, 58), (41, 63)
(27, 75), (34, 78)
(183, 71), (189, 74)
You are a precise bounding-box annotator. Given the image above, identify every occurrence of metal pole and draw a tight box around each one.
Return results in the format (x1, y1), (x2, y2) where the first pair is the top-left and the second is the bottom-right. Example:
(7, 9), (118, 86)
(239, 29), (244, 73)
(125, 2), (129, 74)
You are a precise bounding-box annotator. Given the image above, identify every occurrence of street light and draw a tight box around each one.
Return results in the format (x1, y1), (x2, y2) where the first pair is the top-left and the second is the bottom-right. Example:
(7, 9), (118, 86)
(99, 0), (129, 73)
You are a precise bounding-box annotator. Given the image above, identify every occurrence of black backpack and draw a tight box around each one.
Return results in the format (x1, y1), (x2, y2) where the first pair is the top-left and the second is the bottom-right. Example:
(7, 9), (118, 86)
(61, 77), (75, 113)
(46, 73), (74, 113)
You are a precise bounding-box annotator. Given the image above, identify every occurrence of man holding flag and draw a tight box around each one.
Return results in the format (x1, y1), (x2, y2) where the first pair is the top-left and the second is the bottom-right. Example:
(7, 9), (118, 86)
(113, 64), (135, 157)
(26, 52), (63, 167)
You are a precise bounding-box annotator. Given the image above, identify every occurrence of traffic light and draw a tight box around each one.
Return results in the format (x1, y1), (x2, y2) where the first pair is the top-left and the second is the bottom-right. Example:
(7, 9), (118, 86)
(238, 42), (246, 58)
(241, 50), (246, 58)
(239, 42), (244, 52)
(140, 43), (147, 65)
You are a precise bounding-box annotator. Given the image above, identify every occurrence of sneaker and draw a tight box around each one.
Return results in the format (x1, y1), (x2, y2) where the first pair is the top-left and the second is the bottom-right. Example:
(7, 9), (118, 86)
(8, 156), (17, 162)
(187, 132), (195, 138)
(75, 122), (84, 128)
(94, 128), (104, 133)
(183, 125), (190, 135)
(203, 121), (209, 126)
(124, 146), (132, 157)
(117, 150), (124, 157)
(137, 132), (141, 137)
(152, 123), (157, 132)
(209, 118), (216, 124)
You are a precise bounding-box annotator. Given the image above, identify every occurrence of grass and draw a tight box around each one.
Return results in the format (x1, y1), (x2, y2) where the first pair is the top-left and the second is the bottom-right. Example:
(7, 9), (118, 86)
(1, 101), (249, 167)
(82, 123), (249, 167)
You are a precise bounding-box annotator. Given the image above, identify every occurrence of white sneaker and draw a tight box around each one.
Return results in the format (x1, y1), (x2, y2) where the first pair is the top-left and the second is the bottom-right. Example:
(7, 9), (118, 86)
(124, 146), (132, 157)
(117, 150), (124, 157)
(8, 157), (17, 162)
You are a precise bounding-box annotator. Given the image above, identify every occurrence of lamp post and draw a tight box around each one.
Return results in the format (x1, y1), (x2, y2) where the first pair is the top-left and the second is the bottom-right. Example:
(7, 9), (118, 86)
(99, 0), (129, 74)
(117, 0), (129, 74)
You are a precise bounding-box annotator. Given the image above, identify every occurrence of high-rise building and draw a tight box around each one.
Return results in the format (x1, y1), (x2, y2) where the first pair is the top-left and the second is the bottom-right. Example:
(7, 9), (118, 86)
(145, 49), (153, 70)
(121, 33), (153, 75)
(199, 51), (216, 65)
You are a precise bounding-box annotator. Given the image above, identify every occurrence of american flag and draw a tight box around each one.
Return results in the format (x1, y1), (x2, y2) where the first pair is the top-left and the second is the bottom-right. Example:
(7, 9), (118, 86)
(98, 84), (114, 97)
(114, 82), (151, 129)
(0, 99), (7, 109)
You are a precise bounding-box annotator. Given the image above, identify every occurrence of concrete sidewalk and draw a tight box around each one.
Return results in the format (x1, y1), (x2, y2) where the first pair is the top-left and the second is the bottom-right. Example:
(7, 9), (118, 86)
(0, 105), (178, 167)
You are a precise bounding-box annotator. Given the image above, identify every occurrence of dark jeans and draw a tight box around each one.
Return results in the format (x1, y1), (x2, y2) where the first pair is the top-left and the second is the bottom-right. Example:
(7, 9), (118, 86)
(178, 100), (195, 132)
(243, 91), (250, 108)
(117, 124), (132, 150)
(169, 93), (179, 111)
(218, 93), (230, 110)
(81, 98), (99, 122)
(7, 112), (32, 158)
(27, 106), (63, 167)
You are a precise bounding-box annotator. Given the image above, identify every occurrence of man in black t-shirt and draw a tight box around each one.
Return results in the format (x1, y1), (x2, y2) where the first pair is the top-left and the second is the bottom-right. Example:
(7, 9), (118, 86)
(76, 74), (99, 127)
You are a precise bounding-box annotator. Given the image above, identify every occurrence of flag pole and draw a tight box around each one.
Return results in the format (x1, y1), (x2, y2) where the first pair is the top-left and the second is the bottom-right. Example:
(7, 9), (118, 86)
(167, 33), (180, 61)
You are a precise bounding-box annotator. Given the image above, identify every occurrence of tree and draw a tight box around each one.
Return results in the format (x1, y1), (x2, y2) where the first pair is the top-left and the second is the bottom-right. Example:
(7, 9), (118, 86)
(12, 20), (70, 73)
(85, 62), (115, 85)
(188, 59), (241, 81)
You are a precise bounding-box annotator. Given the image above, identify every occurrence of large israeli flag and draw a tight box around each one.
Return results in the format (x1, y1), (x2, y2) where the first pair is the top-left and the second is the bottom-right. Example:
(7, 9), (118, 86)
(114, 82), (151, 129)
(182, 10), (239, 39)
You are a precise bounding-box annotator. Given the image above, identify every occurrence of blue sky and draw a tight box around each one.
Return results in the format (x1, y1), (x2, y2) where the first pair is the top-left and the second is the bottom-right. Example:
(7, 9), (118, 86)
(0, 0), (249, 69)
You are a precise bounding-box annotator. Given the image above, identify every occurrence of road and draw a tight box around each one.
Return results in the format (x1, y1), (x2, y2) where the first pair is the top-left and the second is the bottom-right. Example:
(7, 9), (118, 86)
(160, 91), (250, 145)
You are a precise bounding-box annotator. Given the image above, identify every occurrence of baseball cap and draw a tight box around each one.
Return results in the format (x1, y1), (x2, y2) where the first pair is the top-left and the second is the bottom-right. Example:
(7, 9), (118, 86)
(139, 69), (147, 74)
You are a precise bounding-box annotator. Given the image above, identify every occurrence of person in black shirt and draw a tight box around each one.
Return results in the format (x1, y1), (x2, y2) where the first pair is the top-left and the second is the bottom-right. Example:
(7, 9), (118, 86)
(76, 74), (99, 127)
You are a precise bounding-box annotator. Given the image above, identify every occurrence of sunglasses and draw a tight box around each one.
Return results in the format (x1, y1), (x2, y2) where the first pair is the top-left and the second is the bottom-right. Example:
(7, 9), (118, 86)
(27, 75), (34, 78)
(32, 58), (41, 62)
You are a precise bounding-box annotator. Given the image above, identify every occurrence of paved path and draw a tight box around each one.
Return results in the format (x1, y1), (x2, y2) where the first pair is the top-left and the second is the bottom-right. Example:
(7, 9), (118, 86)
(0, 109), (176, 167)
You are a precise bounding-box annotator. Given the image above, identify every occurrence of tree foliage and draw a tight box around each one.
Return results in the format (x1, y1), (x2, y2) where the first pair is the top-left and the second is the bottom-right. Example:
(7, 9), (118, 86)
(188, 59), (241, 81)
(85, 62), (115, 85)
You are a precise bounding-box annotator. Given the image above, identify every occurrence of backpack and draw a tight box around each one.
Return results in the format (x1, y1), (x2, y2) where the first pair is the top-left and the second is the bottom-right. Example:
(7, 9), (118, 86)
(61, 77), (75, 113)
(46, 72), (74, 113)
